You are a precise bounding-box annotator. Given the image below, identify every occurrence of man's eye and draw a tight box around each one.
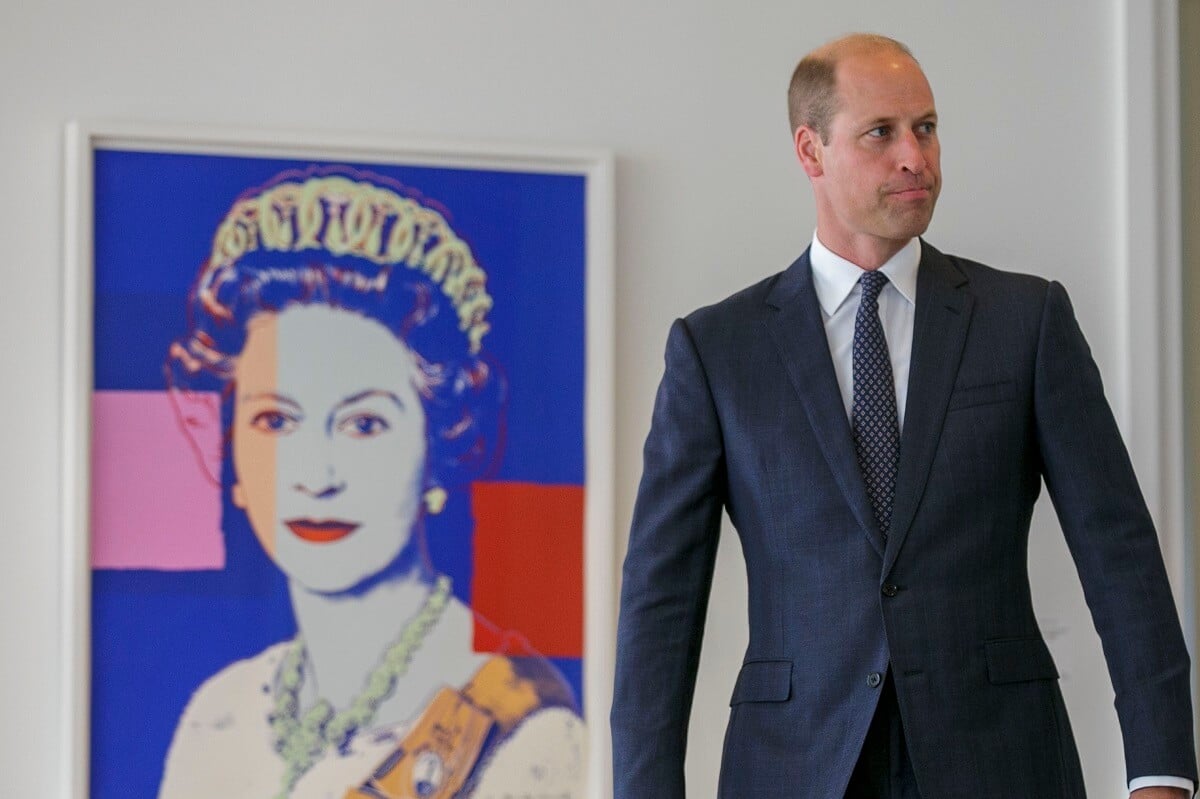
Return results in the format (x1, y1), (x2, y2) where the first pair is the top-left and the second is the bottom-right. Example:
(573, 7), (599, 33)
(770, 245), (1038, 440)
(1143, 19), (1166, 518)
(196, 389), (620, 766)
(867, 126), (890, 139)
(338, 413), (391, 439)
(918, 121), (937, 135)
(250, 410), (299, 434)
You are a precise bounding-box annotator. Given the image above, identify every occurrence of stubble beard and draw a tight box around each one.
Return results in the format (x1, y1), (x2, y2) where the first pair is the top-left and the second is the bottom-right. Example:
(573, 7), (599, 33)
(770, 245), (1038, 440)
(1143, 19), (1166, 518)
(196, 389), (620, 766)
(879, 190), (938, 240)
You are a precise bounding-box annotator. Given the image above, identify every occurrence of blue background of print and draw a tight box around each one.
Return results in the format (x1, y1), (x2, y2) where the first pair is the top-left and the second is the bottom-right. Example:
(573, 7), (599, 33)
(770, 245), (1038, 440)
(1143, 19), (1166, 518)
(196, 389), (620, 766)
(89, 148), (588, 799)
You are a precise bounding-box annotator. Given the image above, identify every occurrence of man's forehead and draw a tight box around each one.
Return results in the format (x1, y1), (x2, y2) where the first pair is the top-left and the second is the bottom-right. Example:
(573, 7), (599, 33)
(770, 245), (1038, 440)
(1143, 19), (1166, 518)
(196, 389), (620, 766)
(833, 51), (935, 117)
(835, 48), (926, 87)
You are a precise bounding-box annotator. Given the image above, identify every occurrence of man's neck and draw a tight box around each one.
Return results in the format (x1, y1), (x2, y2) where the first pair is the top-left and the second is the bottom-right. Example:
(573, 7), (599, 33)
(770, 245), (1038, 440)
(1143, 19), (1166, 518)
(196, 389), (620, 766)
(815, 231), (912, 271)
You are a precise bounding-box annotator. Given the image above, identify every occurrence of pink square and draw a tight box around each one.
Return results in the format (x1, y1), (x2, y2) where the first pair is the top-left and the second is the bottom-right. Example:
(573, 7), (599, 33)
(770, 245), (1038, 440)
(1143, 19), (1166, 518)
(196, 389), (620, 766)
(90, 390), (225, 570)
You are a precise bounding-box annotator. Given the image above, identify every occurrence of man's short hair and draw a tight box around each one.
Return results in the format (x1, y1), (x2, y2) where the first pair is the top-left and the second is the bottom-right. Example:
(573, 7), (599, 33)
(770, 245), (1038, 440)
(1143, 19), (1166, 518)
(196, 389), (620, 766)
(788, 34), (915, 143)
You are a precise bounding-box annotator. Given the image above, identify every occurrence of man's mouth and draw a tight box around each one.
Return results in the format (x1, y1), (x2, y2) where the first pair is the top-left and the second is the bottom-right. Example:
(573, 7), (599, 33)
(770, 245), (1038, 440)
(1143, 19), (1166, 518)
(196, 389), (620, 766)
(285, 519), (360, 544)
(888, 186), (932, 200)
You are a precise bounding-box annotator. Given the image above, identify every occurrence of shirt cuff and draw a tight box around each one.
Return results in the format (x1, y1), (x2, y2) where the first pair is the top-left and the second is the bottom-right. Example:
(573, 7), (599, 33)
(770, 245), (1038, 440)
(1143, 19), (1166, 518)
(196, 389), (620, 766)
(1128, 775), (1194, 793)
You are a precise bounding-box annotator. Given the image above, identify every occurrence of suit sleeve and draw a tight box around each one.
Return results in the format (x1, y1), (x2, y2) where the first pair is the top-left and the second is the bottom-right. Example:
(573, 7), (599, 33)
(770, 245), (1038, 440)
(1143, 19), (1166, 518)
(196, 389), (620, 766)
(610, 318), (727, 799)
(1033, 280), (1196, 783)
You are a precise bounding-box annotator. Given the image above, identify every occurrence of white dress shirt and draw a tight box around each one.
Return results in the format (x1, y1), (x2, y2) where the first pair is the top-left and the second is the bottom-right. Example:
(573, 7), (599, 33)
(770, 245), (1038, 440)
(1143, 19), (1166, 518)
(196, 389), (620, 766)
(809, 233), (918, 429)
(807, 232), (1192, 796)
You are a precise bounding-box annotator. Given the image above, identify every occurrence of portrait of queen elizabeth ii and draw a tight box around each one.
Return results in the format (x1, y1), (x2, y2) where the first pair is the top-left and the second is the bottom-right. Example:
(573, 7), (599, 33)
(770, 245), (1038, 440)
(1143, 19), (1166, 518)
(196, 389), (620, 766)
(85, 156), (592, 799)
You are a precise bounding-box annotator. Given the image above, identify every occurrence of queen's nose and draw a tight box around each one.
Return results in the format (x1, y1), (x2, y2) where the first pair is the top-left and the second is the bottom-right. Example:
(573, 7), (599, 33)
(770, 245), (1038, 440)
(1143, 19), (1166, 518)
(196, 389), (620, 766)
(293, 452), (345, 499)
(293, 479), (346, 499)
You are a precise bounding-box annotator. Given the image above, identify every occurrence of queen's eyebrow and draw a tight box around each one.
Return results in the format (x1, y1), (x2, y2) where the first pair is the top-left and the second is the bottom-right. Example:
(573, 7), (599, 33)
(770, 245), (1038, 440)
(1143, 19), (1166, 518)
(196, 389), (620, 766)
(240, 391), (301, 408)
(325, 389), (406, 434)
(334, 389), (406, 412)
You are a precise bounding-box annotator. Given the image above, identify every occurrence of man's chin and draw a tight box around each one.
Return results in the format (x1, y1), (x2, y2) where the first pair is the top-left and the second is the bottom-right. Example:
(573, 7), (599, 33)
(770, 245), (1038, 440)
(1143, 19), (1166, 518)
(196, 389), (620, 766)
(885, 208), (936, 240)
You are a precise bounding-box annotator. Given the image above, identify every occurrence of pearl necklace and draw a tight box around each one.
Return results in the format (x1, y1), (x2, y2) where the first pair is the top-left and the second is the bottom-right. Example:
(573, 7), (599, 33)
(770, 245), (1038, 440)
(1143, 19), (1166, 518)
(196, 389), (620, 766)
(269, 575), (453, 797)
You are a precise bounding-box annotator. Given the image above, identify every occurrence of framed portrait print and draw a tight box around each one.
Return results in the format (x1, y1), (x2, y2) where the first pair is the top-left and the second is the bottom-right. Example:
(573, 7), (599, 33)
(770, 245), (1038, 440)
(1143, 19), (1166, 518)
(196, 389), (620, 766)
(62, 122), (614, 799)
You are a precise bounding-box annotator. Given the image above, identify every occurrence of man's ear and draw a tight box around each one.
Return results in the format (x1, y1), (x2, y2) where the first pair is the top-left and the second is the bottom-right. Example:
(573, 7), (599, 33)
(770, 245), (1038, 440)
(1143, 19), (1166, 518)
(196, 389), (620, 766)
(795, 126), (824, 178)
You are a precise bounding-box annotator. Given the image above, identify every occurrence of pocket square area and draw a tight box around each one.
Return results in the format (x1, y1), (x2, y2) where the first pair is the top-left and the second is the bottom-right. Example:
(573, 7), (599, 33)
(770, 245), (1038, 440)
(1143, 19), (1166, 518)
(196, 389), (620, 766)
(947, 379), (1017, 411)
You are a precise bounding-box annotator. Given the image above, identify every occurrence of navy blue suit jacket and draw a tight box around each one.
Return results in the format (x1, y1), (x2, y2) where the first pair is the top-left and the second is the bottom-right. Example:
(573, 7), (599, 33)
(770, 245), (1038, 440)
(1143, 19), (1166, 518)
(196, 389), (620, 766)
(610, 243), (1195, 798)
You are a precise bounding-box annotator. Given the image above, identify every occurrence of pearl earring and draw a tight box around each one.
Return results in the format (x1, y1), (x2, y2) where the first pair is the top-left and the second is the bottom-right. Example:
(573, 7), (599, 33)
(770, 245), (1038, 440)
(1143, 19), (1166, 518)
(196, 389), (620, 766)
(423, 487), (448, 515)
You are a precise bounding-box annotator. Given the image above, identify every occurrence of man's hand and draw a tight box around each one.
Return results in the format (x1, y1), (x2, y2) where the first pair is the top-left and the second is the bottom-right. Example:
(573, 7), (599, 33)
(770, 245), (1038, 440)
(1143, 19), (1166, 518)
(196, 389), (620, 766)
(1130, 788), (1190, 798)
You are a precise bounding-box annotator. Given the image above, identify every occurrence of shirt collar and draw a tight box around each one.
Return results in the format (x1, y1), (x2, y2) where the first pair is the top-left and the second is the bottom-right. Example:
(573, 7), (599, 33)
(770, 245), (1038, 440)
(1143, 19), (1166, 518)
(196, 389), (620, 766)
(809, 232), (920, 316)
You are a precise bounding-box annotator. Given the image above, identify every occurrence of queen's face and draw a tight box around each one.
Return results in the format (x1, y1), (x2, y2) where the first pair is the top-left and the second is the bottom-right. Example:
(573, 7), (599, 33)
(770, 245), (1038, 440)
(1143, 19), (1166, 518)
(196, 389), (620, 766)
(231, 304), (428, 593)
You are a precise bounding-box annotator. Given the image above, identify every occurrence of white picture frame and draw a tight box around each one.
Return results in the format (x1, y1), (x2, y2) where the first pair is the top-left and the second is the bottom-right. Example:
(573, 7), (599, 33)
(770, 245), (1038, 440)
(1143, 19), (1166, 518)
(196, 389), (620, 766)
(62, 121), (615, 799)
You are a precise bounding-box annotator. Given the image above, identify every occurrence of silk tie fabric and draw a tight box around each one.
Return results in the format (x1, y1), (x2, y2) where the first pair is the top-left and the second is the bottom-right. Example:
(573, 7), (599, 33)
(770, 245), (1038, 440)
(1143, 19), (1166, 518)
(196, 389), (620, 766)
(852, 270), (899, 538)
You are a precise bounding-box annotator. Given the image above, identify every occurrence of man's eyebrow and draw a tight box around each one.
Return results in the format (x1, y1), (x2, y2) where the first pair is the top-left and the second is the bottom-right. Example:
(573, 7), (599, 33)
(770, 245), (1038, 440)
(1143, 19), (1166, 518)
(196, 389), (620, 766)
(860, 110), (938, 128)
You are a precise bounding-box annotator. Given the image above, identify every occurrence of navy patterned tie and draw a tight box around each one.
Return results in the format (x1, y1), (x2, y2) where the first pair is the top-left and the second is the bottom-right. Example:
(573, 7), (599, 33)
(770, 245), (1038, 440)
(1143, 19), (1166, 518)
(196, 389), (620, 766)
(852, 271), (899, 537)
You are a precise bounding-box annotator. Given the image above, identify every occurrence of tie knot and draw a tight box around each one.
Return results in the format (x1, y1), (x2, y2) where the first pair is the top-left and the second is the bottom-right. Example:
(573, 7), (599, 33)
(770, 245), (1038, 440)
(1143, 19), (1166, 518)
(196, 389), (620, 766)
(859, 270), (889, 304)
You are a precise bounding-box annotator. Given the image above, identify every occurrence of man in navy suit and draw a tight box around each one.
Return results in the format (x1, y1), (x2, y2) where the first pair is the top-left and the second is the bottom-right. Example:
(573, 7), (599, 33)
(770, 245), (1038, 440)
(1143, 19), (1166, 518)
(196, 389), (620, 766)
(611, 34), (1196, 798)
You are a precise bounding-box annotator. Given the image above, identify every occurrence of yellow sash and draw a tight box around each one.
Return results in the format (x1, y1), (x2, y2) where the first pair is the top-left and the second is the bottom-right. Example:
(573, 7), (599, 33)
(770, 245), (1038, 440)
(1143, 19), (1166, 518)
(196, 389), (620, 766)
(344, 656), (550, 799)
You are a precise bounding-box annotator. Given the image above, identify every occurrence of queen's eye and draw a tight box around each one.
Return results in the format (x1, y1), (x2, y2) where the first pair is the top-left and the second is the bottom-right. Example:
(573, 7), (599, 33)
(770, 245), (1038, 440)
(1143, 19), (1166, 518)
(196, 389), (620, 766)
(249, 409), (299, 434)
(338, 413), (391, 439)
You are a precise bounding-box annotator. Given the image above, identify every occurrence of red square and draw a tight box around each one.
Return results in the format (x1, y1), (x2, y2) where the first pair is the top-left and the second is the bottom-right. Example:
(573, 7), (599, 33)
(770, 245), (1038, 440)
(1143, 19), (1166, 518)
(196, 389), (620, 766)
(470, 482), (584, 658)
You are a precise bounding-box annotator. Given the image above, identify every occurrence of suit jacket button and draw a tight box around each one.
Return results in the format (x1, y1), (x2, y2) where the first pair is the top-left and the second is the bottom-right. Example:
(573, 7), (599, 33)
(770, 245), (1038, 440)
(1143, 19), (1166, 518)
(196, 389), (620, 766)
(866, 672), (882, 688)
(882, 583), (899, 597)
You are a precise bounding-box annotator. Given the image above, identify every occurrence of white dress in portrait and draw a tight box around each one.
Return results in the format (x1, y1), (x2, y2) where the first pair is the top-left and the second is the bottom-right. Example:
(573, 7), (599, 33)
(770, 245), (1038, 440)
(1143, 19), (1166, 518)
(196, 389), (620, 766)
(159, 598), (585, 799)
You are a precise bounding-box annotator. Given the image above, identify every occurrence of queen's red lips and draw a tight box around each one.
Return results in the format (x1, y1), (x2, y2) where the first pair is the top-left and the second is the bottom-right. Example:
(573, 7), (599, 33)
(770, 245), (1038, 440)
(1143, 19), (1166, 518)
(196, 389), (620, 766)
(285, 518), (360, 544)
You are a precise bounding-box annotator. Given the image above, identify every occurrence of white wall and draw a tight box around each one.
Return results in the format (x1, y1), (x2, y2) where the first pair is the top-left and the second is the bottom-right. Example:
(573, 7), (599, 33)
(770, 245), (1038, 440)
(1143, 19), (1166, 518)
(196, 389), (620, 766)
(1183, 0), (1200, 684)
(0, 1), (1184, 796)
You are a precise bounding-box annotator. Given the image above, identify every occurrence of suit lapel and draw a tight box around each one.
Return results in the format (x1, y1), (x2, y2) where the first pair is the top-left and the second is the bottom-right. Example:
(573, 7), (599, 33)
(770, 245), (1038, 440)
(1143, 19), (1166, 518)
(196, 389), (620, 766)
(883, 243), (973, 574)
(765, 250), (886, 557)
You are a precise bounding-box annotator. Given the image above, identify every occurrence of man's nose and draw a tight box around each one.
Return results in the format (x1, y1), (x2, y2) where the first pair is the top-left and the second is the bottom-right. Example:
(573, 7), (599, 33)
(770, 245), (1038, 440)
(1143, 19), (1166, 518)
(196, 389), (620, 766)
(897, 131), (927, 174)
